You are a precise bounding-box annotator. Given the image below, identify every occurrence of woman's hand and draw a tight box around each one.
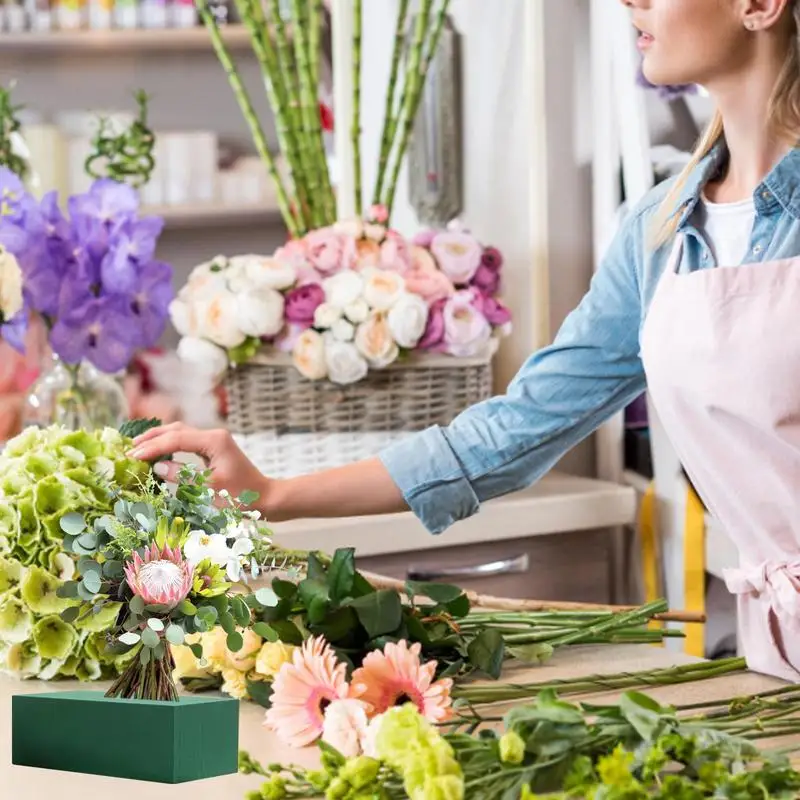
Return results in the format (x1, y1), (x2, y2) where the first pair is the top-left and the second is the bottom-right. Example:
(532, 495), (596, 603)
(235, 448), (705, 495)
(128, 423), (271, 512)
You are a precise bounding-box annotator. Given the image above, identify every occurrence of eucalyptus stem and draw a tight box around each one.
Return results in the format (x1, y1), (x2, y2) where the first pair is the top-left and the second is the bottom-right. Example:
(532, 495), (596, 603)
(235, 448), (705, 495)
(546, 600), (668, 648)
(351, 0), (363, 216)
(384, 0), (452, 216)
(372, 0), (410, 206)
(197, 0), (299, 238)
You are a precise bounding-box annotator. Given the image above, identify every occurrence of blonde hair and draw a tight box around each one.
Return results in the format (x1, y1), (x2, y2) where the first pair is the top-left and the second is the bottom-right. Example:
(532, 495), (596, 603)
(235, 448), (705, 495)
(653, 2), (800, 247)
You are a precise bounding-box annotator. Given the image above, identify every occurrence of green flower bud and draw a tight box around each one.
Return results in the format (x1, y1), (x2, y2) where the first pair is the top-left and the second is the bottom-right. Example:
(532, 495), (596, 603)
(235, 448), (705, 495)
(308, 770), (331, 791)
(325, 777), (350, 800)
(259, 775), (287, 800)
(339, 756), (380, 790)
(499, 730), (526, 765)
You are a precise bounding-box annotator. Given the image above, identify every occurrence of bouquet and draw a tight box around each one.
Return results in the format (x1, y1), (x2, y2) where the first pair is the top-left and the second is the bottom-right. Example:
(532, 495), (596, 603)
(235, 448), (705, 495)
(171, 216), (512, 384)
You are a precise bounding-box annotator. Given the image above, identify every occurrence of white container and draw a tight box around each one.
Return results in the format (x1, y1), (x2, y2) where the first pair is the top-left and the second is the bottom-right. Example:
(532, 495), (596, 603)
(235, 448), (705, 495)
(25, 0), (53, 30)
(3, 0), (26, 31)
(55, 0), (87, 29)
(139, 135), (168, 209)
(186, 131), (218, 203)
(170, 0), (195, 26)
(87, 0), (112, 28)
(20, 123), (69, 199)
(162, 132), (193, 206)
(140, 0), (168, 27)
(113, 0), (137, 28)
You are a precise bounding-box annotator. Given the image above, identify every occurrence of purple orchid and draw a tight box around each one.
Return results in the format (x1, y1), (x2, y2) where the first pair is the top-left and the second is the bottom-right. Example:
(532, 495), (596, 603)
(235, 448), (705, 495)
(0, 303), (28, 353)
(128, 260), (174, 347)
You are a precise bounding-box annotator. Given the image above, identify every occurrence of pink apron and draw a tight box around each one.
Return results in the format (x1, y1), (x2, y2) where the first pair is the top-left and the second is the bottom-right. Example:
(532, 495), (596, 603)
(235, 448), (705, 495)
(641, 236), (800, 681)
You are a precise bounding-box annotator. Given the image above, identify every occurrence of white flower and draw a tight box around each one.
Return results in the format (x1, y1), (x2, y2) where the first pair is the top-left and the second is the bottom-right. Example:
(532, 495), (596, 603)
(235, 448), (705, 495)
(364, 223), (386, 242)
(226, 538), (255, 582)
(194, 290), (247, 348)
(322, 699), (371, 759)
(183, 531), (230, 566)
(0, 247), (23, 322)
(344, 298), (369, 324)
(230, 254), (298, 291)
(314, 302), (343, 329)
(331, 318), (355, 342)
(169, 298), (196, 337)
(292, 329), (327, 380)
(236, 288), (285, 338)
(333, 218), (364, 238)
(186, 259), (230, 298)
(324, 270), (364, 308)
(362, 267), (405, 311)
(354, 312), (399, 368)
(325, 340), (369, 385)
(387, 292), (429, 349)
(361, 713), (385, 759)
(176, 337), (229, 378)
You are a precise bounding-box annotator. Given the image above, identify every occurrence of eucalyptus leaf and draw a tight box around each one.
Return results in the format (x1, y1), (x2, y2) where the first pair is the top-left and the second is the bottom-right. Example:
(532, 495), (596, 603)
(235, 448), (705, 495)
(56, 582), (80, 600)
(346, 590), (402, 639)
(154, 641), (166, 661)
(59, 513), (86, 536)
(255, 587), (280, 608)
(467, 629), (505, 679)
(189, 642), (203, 659)
(141, 627), (160, 648)
(230, 595), (251, 627)
(81, 571), (102, 595)
(135, 513), (155, 532)
(140, 647), (151, 666)
(129, 595), (145, 615)
(238, 489), (259, 506)
(77, 533), (98, 551)
(77, 582), (97, 602)
(60, 606), (80, 624)
(177, 599), (197, 616)
(147, 618), (165, 632)
(165, 625), (185, 646)
(219, 611), (236, 635)
(77, 558), (102, 577)
(252, 622), (279, 642)
(102, 560), (124, 580)
(226, 631), (244, 652)
(119, 631), (141, 646)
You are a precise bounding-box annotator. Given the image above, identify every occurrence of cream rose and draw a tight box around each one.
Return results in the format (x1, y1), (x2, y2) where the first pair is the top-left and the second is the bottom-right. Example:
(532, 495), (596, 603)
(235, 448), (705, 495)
(331, 318), (355, 342)
(355, 312), (399, 368)
(362, 268), (405, 311)
(344, 297), (369, 324)
(236, 288), (285, 338)
(292, 329), (328, 380)
(176, 336), (229, 378)
(0, 247), (23, 322)
(323, 270), (364, 308)
(314, 302), (343, 329)
(186, 258), (230, 298)
(195, 290), (246, 348)
(387, 292), (429, 349)
(169, 298), (197, 337)
(230, 254), (298, 291)
(325, 340), (369, 384)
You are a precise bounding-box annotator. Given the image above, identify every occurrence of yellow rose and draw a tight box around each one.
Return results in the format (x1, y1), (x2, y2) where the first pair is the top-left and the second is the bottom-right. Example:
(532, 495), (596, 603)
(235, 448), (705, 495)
(220, 628), (263, 673)
(172, 642), (213, 681)
(254, 641), (297, 680)
(200, 627), (229, 668)
(221, 668), (249, 700)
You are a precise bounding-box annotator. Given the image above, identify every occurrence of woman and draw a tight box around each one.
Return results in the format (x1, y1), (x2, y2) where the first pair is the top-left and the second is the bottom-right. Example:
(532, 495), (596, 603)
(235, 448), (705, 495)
(131, 0), (800, 681)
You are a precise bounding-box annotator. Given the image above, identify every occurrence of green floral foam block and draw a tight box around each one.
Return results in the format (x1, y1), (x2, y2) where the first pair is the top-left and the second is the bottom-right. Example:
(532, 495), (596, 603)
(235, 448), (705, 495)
(12, 691), (239, 783)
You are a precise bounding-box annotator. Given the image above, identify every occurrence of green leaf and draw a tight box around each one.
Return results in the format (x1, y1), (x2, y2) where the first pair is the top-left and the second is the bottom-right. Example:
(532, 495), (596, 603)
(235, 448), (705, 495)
(307, 552), (327, 581)
(351, 571), (376, 598)
(328, 548), (356, 605)
(147, 618), (165, 632)
(140, 646), (151, 666)
(165, 625), (185, 646)
(60, 606), (80, 624)
(507, 643), (554, 665)
(619, 691), (670, 741)
(177, 599), (197, 616)
(298, 578), (329, 620)
(77, 557), (101, 576)
(59, 513), (86, 536)
(346, 590), (403, 639)
(406, 581), (464, 604)
(245, 679), (273, 709)
(189, 642), (204, 659)
(230, 595), (251, 627)
(119, 631), (141, 646)
(317, 740), (346, 769)
(310, 607), (359, 643)
(141, 627), (160, 648)
(444, 593), (471, 618)
(154, 641), (166, 661)
(467, 629), (505, 679)
(226, 631), (244, 652)
(56, 582), (80, 600)
(272, 579), (298, 600)
(119, 417), (162, 439)
(77, 582), (97, 602)
(255, 588), (280, 608)
(129, 595), (145, 615)
(102, 560), (124, 580)
(252, 622), (279, 642)
(266, 619), (303, 645)
(81, 571), (102, 595)
(77, 533), (98, 551)
(438, 659), (465, 679)
(219, 611), (236, 635)
(238, 489), (259, 506)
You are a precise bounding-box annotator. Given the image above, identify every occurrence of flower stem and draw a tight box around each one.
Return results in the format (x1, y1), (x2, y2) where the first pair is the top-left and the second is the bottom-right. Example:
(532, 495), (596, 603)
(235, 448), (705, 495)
(105, 645), (178, 701)
(351, 0), (363, 216)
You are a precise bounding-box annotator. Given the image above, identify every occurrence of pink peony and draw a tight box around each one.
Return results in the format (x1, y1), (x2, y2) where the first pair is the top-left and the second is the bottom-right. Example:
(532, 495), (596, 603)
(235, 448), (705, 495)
(470, 263), (500, 295)
(443, 290), (492, 356)
(404, 262), (455, 306)
(344, 237), (382, 271)
(305, 228), (349, 275)
(284, 283), (325, 325)
(412, 229), (437, 248)
(275, 238), (309, 268)
(431, 231), (483, 285)
(417, 298), (446, 350)
(481, 246), (503, 271)
(380, 231), (413, 273)
(480, 296), (512, 326)
(368, 203), (389, 224)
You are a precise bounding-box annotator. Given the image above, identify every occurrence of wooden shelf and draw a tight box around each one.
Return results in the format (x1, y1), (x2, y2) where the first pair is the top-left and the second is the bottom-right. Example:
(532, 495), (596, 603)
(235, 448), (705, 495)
(143, 201), (284, 229)
(0, 24), (252, 55)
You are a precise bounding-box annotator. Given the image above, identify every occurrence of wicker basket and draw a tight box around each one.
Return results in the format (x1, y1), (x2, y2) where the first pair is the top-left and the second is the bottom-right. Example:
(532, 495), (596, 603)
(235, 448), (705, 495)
(224, 341), (496, 478)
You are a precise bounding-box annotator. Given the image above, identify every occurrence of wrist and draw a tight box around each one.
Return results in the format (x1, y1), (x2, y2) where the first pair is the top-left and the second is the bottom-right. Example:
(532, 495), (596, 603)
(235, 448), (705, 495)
(257, 476), (291, 523)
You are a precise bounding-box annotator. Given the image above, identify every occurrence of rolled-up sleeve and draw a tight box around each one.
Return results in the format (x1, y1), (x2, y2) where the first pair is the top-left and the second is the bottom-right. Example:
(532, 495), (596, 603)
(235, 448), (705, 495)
(379, 209), (648, 534)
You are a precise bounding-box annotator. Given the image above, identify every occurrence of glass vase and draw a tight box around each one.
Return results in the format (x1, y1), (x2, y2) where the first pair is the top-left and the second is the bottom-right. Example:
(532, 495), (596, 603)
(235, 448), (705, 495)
(23, 355), (128, 431)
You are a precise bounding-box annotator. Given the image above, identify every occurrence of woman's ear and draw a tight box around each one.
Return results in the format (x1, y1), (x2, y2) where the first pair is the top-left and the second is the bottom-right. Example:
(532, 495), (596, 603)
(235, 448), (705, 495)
(740, 0), (794, 32)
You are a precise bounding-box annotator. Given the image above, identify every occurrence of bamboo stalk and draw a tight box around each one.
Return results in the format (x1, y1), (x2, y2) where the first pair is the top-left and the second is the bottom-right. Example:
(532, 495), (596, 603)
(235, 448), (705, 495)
(372, 0), (410, 206)
(307, 0), (332, 224)
(308, 0), (322, 124)
(351, 0), (363, 216)
(359, 569), (705, 623)
(291, 0), (336, 226)
(197, 0), (300, 237)
(384, 0), (452, 216)
(235, 0), (310, 233)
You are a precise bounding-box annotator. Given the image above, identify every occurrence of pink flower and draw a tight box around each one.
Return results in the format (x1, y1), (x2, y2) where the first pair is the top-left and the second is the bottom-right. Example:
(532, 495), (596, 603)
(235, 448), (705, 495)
(417, 298), (446, 350)
(431, 231), (483, 285)
(479, 295), (512, 326)
(380, 231), (413, 274)
(470, 263), (500, 295)
(305, 228), (349, 275)
(284, 283), (325, 325)
(321, 699), (371, 758)
(443, 290), (492, 356)
(265, 636), (364, 749)
(412, 229), (437, 248)
(368, 204), (389, 224)
(123, 543), (192, 610)
(274, 322), (308, 353)
(275, 238), (309, 268)
(351, 641), (453, 724)
(404, 259), (455, 306)
(481, 246), (503, 271)
(344, 237), (382, 271)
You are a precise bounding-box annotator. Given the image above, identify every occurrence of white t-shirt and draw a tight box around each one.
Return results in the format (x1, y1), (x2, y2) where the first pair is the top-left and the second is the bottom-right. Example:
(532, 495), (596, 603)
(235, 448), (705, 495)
(697, 194), (756, 266)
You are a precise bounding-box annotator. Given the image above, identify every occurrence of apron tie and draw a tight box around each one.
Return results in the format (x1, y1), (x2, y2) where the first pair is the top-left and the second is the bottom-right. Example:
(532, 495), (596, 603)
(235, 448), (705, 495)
(724, 560), (800, 620)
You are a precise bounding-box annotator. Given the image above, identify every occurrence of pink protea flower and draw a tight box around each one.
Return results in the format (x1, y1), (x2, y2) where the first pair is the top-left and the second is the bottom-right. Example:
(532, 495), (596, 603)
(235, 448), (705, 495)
(351, 640), (454, 724)
(265, 636), (365, 748)
(123, 543), (193, 610)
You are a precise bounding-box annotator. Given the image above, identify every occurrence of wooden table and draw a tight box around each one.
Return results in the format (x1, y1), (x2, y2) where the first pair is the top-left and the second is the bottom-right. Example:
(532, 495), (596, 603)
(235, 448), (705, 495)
(2, 645), (787, 800)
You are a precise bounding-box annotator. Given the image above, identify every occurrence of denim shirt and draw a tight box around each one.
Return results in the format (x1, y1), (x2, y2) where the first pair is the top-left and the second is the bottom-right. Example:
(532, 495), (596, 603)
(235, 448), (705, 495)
(379, 145), (800, 535)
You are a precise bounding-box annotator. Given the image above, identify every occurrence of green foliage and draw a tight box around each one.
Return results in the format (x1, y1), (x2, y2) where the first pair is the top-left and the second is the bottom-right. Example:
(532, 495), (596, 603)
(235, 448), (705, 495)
(0, 82), (27, 179)
(118, 417), (161, 439)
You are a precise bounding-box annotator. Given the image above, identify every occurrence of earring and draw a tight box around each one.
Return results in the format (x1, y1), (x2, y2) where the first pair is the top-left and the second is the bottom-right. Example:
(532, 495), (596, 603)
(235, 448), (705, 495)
(745, 20), (756, 30)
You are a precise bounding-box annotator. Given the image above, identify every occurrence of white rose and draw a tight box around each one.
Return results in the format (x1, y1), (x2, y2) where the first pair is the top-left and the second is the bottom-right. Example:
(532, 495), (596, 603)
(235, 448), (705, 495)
(169, 298), (197, 337)
(177, 336), (229, 378)
(292, 329), (327, 380)
(236, 288), (285, 338)
(344, 298), (369, 324)
(355, 312), (399, 368)
(333, 218), (364, 238)
(324, 270), (364, 308)
(0, 247), (22, 322)
(314, 302), (343, 329)
(224, 261), (251, 294)
(331, 318), (355, 342)
(362, 268), (405, 311)
(387, 292), (429, 349)
(325, 340), (369, 385)
(195, 291), (247, 348)
(230, 254), (297, 291)
(187, 258), (229, 298)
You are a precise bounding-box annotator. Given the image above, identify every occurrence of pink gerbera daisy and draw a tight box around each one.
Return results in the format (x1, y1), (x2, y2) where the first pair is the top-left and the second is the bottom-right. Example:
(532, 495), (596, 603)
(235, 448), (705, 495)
(264, 636), (360, 748)
(351, 640), (454, 723)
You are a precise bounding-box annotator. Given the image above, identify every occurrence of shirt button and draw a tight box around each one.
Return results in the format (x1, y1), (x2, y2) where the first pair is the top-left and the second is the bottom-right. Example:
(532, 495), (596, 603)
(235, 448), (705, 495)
(702, 251), (709, 262)
(761, 190), (771, 200)
(753, 244), (763, 254)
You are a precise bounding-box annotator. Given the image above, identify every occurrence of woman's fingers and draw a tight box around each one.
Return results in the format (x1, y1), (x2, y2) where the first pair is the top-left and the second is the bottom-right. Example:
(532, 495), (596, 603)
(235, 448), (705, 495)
(151, 460), (183, 483)
(129, 427), (217, 462)
(131, 421), (185, 446)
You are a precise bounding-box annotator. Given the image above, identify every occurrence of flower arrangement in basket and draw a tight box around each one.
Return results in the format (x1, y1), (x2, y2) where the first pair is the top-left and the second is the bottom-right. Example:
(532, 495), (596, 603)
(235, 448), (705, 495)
(172, 0), (511, 387)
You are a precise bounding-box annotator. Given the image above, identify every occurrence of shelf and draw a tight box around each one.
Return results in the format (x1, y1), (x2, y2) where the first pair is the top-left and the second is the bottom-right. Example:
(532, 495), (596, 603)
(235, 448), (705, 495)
(143, 201), (284, 229)
(273, 471), (638, 558)
(0, 24), (252, 55)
